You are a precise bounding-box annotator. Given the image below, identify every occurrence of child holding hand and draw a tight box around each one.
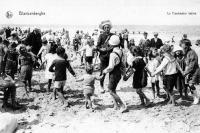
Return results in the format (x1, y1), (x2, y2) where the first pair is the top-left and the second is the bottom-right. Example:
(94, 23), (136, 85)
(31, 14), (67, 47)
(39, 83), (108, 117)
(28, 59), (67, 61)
(76, 65), (103, 111)
(49, 46), (76, 106)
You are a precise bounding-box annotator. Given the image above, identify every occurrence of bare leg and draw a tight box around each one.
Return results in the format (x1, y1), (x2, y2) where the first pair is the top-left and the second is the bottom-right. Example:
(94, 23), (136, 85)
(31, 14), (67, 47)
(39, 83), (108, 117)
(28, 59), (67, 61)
(53, 88), (57, 100)
(152, 83), (156, 99)
(57, 88), (68, 106)
(155, 80), (160, 96)
(109, 92), (119, 110)
(47, 79), (52, 92)
(28, 79), (32, 91)
(23, 81), (29, 96)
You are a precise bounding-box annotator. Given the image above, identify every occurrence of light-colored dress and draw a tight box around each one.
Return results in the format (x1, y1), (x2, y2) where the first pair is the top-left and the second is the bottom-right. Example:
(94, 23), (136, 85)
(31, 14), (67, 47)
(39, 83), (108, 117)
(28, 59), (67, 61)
(147, 58), (160, 83)
(44, 53), (57, 79)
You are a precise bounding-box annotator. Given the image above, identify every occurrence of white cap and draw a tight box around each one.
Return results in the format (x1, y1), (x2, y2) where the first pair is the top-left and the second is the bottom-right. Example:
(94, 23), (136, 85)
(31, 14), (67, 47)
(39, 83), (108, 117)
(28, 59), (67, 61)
(109, 35), (120, 46)
(173, 44), (183, 52)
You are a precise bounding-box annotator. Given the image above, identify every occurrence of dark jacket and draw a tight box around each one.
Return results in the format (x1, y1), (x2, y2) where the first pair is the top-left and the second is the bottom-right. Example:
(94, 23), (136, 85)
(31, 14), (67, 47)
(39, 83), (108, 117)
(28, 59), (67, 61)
(25, 32), (42, 55)
(49, 58), (75, 81)
(139, 38), (151, 56)
(150, 38), (163, 49)
(96, 32), (114, 60)
(184, 49), (199, 75)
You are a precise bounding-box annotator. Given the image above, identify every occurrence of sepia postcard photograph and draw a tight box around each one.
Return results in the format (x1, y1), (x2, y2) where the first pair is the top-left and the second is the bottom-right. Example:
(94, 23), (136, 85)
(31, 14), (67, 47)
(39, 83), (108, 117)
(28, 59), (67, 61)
(0, 0), (200, 133)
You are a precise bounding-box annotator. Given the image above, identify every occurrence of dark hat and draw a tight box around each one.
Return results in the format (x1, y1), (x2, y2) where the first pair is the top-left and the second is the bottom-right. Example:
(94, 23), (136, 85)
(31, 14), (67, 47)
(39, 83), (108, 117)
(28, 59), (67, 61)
(180, 39), (192, 46)
(8, 42), (17, 49)
(195, 39), (200, 46)
(19, 46), (27, 53)
(143, 31), (148, 35)
(183, 34), (187, 38)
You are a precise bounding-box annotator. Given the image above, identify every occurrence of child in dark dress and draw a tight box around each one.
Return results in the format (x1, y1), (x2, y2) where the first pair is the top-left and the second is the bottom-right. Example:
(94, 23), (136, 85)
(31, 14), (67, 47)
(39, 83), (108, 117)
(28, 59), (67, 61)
(129, 46), (150, 106)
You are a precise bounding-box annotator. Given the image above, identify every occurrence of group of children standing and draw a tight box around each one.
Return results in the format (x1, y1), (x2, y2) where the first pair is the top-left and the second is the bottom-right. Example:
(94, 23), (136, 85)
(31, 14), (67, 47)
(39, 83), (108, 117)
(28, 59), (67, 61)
(2, 27), (200, 112)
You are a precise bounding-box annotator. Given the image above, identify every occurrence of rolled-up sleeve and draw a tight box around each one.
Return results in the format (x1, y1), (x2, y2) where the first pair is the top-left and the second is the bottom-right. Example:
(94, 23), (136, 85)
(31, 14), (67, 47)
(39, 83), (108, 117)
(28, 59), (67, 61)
(154, 57), (169, 75)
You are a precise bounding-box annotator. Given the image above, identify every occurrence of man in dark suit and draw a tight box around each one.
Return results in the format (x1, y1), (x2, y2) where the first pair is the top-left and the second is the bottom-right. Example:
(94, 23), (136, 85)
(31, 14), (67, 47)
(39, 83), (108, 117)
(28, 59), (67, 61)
(25, 28), (42, 55)
(150, 32), (163, 49)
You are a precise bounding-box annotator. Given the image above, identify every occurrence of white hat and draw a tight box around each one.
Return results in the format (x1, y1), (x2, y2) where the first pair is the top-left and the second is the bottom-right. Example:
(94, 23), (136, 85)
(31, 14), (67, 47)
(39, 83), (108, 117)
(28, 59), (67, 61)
(173, 44), (183, 52)
(128, 34), (134, 41)
(153, 32), (158, 36)
(109, 35), (120, 46)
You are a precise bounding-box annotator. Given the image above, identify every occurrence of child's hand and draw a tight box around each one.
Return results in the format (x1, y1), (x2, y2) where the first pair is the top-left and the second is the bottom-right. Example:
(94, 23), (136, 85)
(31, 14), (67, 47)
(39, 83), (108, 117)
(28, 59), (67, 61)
(99, 75), (104, 79)
(151, 72), (155, 77)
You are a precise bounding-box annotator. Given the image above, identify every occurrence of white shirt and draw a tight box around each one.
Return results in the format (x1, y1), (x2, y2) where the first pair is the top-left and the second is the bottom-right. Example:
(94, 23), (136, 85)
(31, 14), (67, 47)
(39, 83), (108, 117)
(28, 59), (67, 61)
(126, 50), (135, 66)
(79, 45), (94, 57)
(154, 55), (177, 75)
(45, 53), (57, 72)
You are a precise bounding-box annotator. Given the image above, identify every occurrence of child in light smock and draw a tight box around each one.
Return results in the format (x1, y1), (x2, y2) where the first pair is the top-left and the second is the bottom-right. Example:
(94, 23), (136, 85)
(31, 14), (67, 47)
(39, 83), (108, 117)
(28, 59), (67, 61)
(147, 48), (161, 99)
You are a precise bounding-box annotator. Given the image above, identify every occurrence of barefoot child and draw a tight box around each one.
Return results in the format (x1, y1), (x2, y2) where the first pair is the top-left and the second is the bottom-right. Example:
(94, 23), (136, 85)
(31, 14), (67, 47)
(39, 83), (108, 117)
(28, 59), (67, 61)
(151, 44), (184, 105)
(76, 65), (103, 111)
(147, 48), (161, 99)
(129, 46), (150, 106)
(41, 44), (58, 92)
(49, 46), (76, 106)
(18, 46), (34, 93)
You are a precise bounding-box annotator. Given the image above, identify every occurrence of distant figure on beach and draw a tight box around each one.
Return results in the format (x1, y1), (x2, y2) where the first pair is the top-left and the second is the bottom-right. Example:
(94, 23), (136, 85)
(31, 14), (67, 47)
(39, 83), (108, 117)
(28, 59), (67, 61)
(73, 30), (82, 52)
(92, 29), (99, 46)
(138, 32), (150, 57)
(172, 36), (175, 43)
(150, 32), (163, 49)
(25, 28), (42, 55)
(97, 20), (114, 93)
(179, 34), (191, 46)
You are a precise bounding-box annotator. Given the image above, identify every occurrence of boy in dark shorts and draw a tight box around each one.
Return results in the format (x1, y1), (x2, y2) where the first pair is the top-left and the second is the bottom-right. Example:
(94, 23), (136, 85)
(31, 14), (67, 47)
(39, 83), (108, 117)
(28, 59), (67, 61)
(49, 46), (76, 106)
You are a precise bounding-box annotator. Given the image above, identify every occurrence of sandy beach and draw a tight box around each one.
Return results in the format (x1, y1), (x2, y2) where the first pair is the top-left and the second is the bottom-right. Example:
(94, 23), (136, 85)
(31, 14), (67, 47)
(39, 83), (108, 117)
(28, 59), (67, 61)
(0, 52), (199, 133)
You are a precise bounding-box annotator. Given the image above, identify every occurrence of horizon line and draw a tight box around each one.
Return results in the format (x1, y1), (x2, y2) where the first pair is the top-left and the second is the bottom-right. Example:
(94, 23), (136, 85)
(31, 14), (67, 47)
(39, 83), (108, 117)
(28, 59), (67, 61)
(1, 24), (200, 27)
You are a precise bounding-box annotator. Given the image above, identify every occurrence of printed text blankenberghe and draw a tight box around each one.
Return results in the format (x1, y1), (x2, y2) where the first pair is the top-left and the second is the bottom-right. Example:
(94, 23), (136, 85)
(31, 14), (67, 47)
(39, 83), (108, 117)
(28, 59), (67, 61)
(19, 11), (45, 16)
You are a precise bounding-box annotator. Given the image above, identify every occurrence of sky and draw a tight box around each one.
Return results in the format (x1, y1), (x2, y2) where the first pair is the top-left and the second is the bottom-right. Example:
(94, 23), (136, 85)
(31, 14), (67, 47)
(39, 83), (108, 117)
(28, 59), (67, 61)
(0, 0), (200, 25)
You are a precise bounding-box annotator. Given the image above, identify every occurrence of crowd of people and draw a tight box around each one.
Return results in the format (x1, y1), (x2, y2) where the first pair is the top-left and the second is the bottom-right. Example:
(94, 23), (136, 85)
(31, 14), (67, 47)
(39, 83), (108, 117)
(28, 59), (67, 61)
(0, 20), (200, 113)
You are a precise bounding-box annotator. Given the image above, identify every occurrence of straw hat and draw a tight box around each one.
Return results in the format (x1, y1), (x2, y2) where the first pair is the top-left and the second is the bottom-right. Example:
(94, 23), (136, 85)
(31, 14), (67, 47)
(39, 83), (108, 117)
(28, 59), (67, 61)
(109, 35), (120, 46)
(99, 20), (112, 30)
